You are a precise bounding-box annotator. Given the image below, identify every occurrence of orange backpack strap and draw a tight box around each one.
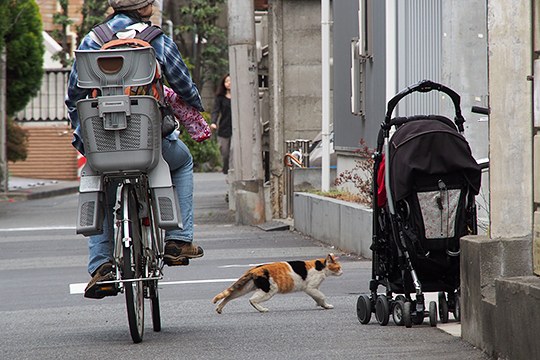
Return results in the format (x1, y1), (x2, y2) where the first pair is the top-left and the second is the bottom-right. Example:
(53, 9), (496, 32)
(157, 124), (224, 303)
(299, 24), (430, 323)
(101, 38), (153, 50)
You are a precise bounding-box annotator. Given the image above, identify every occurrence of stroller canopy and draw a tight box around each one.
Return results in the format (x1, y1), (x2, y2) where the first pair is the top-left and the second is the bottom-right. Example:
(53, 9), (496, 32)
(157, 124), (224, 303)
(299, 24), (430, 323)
(389, 116), (482, 202)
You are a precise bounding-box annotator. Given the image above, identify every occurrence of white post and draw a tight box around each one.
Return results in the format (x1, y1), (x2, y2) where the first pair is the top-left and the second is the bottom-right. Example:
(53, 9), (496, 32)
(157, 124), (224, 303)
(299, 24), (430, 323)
(0, 48), (7, 193)
(385, 0), (397, 105)
(321, 0), (331, 192)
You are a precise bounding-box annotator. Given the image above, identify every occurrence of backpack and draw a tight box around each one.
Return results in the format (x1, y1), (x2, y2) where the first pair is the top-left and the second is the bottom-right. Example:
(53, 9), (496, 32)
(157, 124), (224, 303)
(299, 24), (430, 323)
(91, 23), (177, 137)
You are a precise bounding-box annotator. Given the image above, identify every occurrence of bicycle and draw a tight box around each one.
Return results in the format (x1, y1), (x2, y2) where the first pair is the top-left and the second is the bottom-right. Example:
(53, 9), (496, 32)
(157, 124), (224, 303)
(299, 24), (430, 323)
(74, 46), (183, 343)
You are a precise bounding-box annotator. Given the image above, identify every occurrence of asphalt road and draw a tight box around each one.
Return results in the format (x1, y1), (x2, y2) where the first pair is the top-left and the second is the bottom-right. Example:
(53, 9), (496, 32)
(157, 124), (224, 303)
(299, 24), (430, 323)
(0, 172), (489, 360)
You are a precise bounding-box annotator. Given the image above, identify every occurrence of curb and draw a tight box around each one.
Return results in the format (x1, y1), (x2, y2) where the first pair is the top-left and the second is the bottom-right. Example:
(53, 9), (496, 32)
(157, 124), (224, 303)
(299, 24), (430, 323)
(0, 184), (79, 201)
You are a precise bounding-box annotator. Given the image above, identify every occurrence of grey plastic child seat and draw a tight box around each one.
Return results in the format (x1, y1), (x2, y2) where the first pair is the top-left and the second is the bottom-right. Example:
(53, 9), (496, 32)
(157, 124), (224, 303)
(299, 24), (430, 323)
(75, 47), (162, 174)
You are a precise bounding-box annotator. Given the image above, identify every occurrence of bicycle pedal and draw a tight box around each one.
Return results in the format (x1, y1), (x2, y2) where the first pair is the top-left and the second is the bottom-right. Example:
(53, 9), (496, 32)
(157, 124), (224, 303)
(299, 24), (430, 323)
(85, 284), (119, 299)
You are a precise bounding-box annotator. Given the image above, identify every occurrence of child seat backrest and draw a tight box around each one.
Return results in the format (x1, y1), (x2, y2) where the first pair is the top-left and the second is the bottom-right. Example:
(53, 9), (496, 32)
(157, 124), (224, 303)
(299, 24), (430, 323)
(77, 23), (164, 97)
(91, 23), (165, 100)
(75, 46), (157, 94)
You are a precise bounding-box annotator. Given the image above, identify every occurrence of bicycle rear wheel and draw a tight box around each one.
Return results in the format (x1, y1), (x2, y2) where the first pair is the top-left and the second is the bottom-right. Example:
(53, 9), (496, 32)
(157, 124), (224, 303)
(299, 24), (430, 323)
(149, 279), (161, 332)
(144, 191), (162, 332)
(121, 185), (145, 343)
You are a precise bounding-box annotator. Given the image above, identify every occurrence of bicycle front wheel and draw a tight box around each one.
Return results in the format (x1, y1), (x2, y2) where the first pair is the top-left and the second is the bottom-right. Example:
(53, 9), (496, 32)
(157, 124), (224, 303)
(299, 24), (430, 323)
(121, 185), (145, 343)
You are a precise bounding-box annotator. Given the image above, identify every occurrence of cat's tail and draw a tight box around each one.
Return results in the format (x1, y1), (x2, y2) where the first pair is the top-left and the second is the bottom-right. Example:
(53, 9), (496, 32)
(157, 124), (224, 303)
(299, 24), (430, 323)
(212, 272), (254, 303)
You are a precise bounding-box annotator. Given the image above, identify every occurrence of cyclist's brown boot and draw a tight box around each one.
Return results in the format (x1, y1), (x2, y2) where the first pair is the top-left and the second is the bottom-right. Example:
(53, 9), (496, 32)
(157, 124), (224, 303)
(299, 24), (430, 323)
(164, 241), (204, 266)
(84, 262), (118, 299)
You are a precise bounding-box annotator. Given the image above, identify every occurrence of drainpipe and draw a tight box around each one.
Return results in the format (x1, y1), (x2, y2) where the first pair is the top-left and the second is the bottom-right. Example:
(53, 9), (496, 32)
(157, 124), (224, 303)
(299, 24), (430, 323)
(0, 48), (6, 193)
(321, 0), (331, 192)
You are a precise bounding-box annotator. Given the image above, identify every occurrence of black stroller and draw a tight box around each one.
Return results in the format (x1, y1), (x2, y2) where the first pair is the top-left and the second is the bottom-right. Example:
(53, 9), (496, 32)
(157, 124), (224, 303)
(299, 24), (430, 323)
(356, 80), (482, 327)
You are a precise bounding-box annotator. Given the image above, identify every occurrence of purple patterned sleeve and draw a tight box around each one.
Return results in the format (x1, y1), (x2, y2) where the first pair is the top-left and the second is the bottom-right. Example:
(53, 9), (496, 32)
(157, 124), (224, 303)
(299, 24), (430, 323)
(164, 86), (211, 142)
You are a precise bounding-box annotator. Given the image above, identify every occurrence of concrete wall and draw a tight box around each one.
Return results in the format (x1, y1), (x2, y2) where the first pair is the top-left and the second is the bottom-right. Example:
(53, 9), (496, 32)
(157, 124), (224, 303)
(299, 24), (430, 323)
(461, 235), (536, 359)
(294, 192), (372, 258)
(439, 0), (491, 229)
(460, 1), (539, 359)
(267, 0), (322, 218)
(440, 0), (489, 161)
(268, 0), (323, 144)
(280, 0), (322, 142)
(488, 0), (533, 239)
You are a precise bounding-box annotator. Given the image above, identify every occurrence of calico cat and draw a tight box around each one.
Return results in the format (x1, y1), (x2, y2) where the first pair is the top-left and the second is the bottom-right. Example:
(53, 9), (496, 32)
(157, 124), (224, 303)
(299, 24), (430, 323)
(212, 253), (343, 314)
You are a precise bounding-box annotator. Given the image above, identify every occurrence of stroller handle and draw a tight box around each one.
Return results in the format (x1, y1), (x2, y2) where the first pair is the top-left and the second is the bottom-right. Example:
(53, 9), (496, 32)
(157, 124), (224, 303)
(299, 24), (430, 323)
(384, 80), (465, 132)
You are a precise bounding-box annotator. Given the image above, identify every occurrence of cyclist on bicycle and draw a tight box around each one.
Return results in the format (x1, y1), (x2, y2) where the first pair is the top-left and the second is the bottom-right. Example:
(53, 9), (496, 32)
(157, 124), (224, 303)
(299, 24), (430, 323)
(65, 0), (207, 299)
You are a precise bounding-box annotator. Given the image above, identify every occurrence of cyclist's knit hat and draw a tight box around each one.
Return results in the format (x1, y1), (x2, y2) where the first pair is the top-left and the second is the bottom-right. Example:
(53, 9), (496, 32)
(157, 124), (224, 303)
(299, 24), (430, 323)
(109, 0), (155, 11)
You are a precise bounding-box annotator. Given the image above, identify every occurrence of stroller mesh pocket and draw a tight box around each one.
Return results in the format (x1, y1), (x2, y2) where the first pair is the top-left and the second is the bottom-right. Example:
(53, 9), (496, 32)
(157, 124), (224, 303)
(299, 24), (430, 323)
(417, 189), (461, 239)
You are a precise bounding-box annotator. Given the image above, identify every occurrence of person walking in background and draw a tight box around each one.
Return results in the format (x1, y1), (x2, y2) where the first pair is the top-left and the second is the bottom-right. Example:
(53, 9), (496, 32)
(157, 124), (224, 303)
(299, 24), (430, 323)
(210, 74), (232, 174)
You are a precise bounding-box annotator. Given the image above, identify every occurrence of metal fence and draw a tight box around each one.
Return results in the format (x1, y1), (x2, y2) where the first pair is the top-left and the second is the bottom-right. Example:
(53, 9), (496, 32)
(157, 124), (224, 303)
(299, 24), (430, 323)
(284, 139), (311, 218)
(14, 68), (71, 123)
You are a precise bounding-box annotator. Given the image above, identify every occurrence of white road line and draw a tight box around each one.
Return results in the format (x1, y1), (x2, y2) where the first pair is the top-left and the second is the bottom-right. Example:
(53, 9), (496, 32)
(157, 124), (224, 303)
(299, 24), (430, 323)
(0, 226), (76, 232)
(69, 278), (238, 295)
(218, 263), (268, 268)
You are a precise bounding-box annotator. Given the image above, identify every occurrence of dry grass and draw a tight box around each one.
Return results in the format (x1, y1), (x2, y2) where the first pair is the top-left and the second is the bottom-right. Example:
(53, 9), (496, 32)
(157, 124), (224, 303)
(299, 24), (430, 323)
(311, 189), (370, 206)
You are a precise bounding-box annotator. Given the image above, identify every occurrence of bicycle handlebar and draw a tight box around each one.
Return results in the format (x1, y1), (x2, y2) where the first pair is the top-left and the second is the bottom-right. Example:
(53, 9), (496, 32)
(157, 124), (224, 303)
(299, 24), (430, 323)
(471, 106), (490, 115)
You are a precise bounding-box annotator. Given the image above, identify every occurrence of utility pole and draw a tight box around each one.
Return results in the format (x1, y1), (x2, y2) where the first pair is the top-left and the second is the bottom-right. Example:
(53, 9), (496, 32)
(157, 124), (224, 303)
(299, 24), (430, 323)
(227, 0), (266, 225)
(0, 47), (7, 193)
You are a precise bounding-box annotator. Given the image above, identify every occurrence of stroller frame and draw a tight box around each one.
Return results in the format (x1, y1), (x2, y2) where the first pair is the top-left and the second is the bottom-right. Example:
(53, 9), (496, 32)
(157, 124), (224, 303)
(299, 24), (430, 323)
(356, 80), (481, 327)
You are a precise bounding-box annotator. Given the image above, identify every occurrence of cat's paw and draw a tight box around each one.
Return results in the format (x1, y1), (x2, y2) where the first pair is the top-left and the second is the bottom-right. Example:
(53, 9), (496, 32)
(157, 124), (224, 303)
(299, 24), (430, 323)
(322, 303), (334, 309)
(250, 300), (269, 313)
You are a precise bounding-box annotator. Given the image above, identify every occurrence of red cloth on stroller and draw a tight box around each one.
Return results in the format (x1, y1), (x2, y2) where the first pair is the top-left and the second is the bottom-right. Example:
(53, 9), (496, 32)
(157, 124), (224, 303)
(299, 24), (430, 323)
(377, 154), (387, 208)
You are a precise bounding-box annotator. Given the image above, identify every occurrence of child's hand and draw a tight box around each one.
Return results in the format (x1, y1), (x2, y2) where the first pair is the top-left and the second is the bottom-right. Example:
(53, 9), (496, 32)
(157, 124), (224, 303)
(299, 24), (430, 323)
(210, 123), (217, 130)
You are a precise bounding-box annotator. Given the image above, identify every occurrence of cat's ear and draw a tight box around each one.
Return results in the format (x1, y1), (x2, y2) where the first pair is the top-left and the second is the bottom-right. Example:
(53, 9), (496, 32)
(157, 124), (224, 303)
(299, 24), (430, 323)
(326, 253), (336, 263)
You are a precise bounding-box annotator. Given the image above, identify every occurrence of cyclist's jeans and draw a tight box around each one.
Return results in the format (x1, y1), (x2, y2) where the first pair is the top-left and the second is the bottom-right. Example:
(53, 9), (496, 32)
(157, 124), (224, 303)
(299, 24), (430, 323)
(87, 137), (194, 275)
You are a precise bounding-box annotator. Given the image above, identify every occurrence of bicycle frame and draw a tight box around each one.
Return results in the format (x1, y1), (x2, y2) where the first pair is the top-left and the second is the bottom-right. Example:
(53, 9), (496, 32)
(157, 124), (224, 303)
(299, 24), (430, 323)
(94, 177), (163, 289)
(91, 175), (164, 342)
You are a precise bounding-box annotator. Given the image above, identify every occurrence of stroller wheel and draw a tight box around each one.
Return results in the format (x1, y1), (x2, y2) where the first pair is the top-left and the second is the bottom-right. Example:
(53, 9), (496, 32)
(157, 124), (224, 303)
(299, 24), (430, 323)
(429, 301), (438, 327)
(392, 299), (405, 326)
(438, 292), (449, 323)
(356, 294), (372, 324)
(453, 293), (461, 321)
(403, 301), (413, 328)
(375, 295), (390, 326)
(412, 301), (425, 325)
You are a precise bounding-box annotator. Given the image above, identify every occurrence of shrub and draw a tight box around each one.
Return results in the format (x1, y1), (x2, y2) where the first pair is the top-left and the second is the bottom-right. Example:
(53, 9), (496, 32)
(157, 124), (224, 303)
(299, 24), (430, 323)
(179, 112), (221, 172)
(333, 139), (374, 206)
(5, 0), (44, 116)
(6, 117), (28, 162)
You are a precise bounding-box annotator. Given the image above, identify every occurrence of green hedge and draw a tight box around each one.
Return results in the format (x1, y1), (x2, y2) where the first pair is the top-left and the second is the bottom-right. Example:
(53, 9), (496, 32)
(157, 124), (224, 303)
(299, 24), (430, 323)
(179, 112), (222, 172)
